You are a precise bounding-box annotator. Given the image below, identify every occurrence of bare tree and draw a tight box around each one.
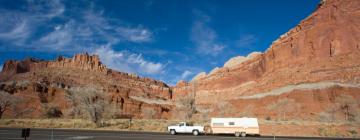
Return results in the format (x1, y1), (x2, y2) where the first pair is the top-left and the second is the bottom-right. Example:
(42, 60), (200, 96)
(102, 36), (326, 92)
(0, 91), (19, 119)
(174, 93), (196, 119)
(67, 87), (109, 125)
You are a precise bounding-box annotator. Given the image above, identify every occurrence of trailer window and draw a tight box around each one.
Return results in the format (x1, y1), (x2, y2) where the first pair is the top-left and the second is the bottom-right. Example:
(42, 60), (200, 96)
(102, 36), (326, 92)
(212, 123), (224, 126)
(229, 122), (235, 125)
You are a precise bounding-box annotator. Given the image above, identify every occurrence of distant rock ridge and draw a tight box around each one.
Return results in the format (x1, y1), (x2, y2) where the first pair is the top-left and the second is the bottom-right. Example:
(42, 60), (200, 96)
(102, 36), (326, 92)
(0, 53), (170, 88)
(0, 53), (107, 76)
(48, 53), (108, 73)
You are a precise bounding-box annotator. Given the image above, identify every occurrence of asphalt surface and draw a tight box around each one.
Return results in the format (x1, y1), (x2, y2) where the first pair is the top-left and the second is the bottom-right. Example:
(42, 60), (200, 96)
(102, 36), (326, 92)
(0, 128), (355, 140)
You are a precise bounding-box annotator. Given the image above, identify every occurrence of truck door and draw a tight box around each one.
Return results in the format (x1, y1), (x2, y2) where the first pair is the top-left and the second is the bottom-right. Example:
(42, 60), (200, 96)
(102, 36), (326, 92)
(178, 122), (186, 133)
(185, 122), (193, 133)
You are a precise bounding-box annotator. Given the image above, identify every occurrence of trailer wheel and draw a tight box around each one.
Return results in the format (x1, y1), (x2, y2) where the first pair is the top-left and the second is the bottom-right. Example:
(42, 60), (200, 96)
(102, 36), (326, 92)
(235, 132), (241, 137)
(241, 132), (246, 137)
(170, 130), (176, 135)
(192, 130), (199, 136)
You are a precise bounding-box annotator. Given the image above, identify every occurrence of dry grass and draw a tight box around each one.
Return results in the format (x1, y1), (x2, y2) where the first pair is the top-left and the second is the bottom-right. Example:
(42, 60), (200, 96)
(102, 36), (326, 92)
(0, 119), (358, 138)
(0, 119), (206, 132)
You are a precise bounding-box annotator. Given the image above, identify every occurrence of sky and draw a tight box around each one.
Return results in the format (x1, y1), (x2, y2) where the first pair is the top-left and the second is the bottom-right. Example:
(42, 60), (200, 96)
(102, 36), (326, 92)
(0, 0), (319, 85)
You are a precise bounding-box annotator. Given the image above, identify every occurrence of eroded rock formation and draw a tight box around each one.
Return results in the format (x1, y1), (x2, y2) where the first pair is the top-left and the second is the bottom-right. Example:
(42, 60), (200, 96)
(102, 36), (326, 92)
(0, 53), (173, 119)
(173, 0), (360, 121)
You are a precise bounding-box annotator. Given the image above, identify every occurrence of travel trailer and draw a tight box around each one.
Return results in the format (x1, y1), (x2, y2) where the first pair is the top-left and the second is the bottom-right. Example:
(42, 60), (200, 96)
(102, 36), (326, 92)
(209, 118), (259, 137)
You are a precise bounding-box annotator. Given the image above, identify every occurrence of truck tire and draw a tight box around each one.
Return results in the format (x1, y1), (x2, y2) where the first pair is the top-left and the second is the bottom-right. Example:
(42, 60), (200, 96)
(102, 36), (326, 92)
(241, 132), (246, 137)
(192, 130), (199, 136)
(235, 132), (241, 137)
(170, 130), (176, 135)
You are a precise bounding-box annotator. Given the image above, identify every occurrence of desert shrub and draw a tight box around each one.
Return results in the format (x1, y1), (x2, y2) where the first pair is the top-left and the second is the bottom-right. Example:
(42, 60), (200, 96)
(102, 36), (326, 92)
(265, 116), (271, 121)
(347, 127), (357, 137)
(318, 127), (341, 137)
(46, 106), (63, 118)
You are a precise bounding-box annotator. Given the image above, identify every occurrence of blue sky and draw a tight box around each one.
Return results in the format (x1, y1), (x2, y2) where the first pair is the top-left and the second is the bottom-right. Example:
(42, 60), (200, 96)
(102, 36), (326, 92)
(0, 0), (319, 85)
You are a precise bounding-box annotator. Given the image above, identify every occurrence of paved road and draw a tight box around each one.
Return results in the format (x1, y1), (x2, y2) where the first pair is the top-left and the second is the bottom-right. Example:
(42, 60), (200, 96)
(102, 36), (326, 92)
(0, 128), (354, 140)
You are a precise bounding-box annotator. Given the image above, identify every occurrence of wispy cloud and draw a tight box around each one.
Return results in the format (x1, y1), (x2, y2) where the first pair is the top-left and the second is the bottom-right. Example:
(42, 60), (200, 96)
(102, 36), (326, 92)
(35, 22), (73, 51)
(117, 26), (153, 43)
(0, 12), (30, 46)
(27, 0), (65, 19)
(0, 0), (65, 48)
(0, 0), (153, 52)
(190, 10), (225, 56)
(93, 45), (165, 75)
(0, 19), (30, 44)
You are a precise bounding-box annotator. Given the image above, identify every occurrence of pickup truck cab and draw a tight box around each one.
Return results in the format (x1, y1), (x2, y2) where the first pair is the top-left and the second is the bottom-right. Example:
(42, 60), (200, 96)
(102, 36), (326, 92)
(167, 122), (204, 136)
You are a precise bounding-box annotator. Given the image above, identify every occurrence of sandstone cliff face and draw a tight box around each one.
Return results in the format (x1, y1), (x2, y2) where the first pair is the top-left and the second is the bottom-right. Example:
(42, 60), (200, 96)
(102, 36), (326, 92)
(174, 0), (360, 121)
(0, 53), (173, 119)
(48, 53), (107, 73)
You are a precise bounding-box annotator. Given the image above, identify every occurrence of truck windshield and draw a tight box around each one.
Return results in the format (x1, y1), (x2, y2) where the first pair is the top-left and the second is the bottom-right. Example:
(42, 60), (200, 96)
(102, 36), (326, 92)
(186, 123), (193, 126)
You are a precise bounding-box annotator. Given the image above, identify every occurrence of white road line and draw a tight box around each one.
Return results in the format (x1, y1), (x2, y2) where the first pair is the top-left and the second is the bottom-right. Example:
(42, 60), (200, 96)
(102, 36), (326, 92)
(66, 136), (94, 139)
(0, 133), (21, 134)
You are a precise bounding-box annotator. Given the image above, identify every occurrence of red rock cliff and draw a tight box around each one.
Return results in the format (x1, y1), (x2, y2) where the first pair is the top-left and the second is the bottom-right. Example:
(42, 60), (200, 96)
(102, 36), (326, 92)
(173, 0), (360, 120)
(0, 53), (173, 119)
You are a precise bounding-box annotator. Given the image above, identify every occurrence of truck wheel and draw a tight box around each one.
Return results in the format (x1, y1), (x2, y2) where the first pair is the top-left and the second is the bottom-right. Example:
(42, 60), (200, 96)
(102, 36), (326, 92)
(170, 130), (176, 135)
(235, 132), (241, 137)
(193, 130), (199, 136)
(241, 132), (246, 137)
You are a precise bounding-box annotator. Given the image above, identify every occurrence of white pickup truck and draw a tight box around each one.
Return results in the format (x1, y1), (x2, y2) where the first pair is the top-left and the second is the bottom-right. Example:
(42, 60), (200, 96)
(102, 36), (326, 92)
(167, 122), (204, 136)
